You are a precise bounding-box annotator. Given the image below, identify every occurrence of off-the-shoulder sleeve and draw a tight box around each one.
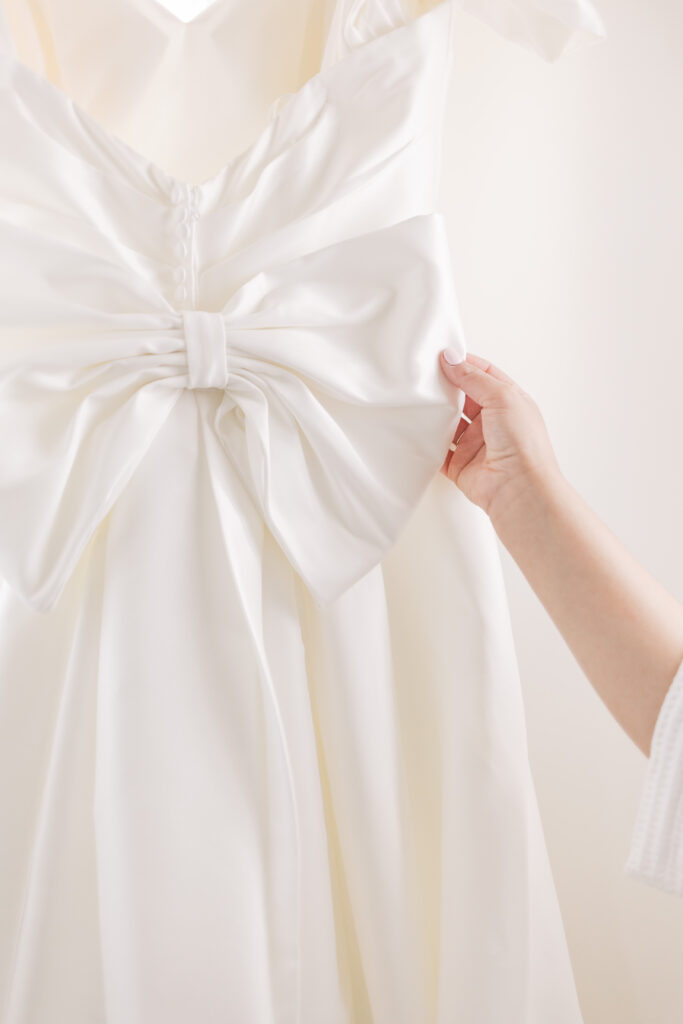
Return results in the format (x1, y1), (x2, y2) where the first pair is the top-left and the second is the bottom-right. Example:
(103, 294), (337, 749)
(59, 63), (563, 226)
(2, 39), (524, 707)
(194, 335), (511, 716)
(447, 0), (607, 62)
(624, 658), (683, 898)
(343, 0), (606, 63)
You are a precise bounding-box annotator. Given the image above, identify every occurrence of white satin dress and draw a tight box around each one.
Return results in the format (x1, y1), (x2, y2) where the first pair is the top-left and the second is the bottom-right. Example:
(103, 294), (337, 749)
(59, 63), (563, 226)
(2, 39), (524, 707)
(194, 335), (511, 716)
(0, 1), (606, 1022)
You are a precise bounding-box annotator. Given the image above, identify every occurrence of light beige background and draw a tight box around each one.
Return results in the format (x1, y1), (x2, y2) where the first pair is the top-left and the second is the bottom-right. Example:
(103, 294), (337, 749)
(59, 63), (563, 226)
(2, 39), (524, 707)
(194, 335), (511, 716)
(163, 1), (682, 1021)
(437, 2), (683, 1022)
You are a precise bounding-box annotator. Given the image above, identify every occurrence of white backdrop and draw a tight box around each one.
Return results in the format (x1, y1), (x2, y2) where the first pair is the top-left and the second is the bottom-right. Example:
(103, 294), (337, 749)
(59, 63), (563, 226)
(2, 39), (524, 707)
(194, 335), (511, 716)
(156, 1), (683, 1020)
(438, 1), (683, 1022)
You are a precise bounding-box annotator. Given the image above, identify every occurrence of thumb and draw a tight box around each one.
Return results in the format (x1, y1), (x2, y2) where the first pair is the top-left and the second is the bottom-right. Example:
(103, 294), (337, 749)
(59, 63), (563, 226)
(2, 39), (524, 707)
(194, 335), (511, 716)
(439, 350), (509, 408)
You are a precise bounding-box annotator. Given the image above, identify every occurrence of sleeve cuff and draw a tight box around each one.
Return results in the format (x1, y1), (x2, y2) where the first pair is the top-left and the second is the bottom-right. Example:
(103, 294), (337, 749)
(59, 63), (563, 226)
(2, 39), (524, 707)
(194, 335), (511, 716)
(624, 657), (683, 897)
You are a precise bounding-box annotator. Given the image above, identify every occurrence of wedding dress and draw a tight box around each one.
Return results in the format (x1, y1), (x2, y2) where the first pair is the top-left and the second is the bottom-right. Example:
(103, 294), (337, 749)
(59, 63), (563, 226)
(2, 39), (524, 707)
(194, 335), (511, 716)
(0, 1), (606, 1021)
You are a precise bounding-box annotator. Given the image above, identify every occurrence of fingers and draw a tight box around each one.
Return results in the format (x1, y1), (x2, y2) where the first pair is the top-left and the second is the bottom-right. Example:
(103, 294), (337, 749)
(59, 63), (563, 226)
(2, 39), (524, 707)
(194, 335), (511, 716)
(458, 352), (518, 386)
(453, 415), (469, 445)
(442, 412), (485, 482)
(438, 349), (520, 483)
(462, 393), (481, 423)
(440, 413), (470, 474)
(440, 351), (482, 420)
(440, 350), (516, 413)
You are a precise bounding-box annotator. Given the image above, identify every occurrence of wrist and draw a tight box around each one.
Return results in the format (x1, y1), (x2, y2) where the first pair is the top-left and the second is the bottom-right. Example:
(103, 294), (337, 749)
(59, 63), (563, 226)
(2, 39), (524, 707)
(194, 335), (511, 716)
(488, 463), (573, 548)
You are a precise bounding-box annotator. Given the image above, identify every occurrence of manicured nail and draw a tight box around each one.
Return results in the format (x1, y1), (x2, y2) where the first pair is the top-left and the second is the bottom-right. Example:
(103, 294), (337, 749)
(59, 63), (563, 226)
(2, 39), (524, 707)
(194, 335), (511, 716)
(442, 347), (464, 365)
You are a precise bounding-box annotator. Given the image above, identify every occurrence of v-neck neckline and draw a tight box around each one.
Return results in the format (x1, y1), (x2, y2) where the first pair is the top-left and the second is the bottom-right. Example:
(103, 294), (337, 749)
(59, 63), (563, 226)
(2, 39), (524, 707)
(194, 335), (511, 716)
(130, 0), (238, 31)
(0, 0), (452, 202)
(0, 0), (349, 196)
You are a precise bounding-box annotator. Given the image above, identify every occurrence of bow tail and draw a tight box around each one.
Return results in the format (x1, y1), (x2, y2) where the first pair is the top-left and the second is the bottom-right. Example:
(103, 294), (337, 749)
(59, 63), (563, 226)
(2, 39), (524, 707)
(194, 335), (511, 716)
(223, 377), (462, 607)
(0, 339), (183, 612)
(200, 416), (303, 1018)
(211, 212), (467, 607)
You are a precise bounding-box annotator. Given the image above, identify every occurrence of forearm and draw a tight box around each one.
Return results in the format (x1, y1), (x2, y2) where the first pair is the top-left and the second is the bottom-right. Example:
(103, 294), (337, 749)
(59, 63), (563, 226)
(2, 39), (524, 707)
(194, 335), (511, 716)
(490, 470), (683, 756)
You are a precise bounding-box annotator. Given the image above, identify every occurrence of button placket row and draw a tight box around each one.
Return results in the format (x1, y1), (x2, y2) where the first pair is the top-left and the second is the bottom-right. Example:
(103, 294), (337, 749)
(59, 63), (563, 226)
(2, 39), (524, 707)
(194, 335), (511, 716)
(170, 182), (201, 308)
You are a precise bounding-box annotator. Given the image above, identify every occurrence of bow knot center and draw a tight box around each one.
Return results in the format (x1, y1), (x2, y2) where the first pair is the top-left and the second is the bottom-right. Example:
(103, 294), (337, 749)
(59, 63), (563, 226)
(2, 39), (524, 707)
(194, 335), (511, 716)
(182, 310), (229, 390)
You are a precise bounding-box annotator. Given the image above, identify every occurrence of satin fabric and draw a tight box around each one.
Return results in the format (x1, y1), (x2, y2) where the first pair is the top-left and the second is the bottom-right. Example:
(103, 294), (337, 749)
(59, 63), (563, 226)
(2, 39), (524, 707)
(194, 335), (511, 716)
(0, 212), (464, 613)
(0, 0), (606, 1022)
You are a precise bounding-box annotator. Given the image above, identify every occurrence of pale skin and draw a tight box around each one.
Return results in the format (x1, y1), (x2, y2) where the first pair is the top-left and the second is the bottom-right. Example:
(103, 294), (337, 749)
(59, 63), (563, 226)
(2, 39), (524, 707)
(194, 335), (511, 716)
(438, 348), (683, 758)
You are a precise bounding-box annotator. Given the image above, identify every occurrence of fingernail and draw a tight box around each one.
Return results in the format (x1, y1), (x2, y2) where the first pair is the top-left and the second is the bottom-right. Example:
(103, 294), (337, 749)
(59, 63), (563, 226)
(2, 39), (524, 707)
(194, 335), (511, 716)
(442, 347), (464, 365)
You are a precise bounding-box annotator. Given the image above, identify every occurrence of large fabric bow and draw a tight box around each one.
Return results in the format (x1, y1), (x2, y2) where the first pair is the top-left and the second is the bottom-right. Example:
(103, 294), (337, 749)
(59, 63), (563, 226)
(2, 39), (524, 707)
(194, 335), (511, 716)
(0, 212), (465, 613)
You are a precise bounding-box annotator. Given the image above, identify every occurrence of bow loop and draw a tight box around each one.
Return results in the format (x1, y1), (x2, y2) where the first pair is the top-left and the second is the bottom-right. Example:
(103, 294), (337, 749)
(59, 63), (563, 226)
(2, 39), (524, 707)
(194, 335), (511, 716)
(0, 213), (465, 612)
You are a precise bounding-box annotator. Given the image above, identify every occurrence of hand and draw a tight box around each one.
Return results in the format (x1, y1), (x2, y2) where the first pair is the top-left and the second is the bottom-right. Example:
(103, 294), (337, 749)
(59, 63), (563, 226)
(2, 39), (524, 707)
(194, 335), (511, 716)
(438, 348), (683, 762)
(438, 349), (564, 526)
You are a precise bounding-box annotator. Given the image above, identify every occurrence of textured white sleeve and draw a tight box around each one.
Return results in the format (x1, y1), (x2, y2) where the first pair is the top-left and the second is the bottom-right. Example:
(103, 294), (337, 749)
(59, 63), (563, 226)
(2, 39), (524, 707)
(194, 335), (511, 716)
(447, 0), (607, 62)
(625, 658), (683, 897)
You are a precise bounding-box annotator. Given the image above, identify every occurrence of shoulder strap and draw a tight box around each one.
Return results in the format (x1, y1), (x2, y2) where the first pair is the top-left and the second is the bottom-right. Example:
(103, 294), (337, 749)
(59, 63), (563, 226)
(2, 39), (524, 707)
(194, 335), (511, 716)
(321, 0), (449, 68)
(322, 0), (398, 69)
(448, 0), (607, 62)
(324, 0), (606, 67)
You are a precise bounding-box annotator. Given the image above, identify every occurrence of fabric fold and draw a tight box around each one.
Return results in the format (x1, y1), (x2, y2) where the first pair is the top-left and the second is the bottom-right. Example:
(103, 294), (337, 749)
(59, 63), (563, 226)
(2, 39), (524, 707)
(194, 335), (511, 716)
(339, 0), (606, 63)
(0, 213), (466, 613)
(453, 0), (607, 61)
